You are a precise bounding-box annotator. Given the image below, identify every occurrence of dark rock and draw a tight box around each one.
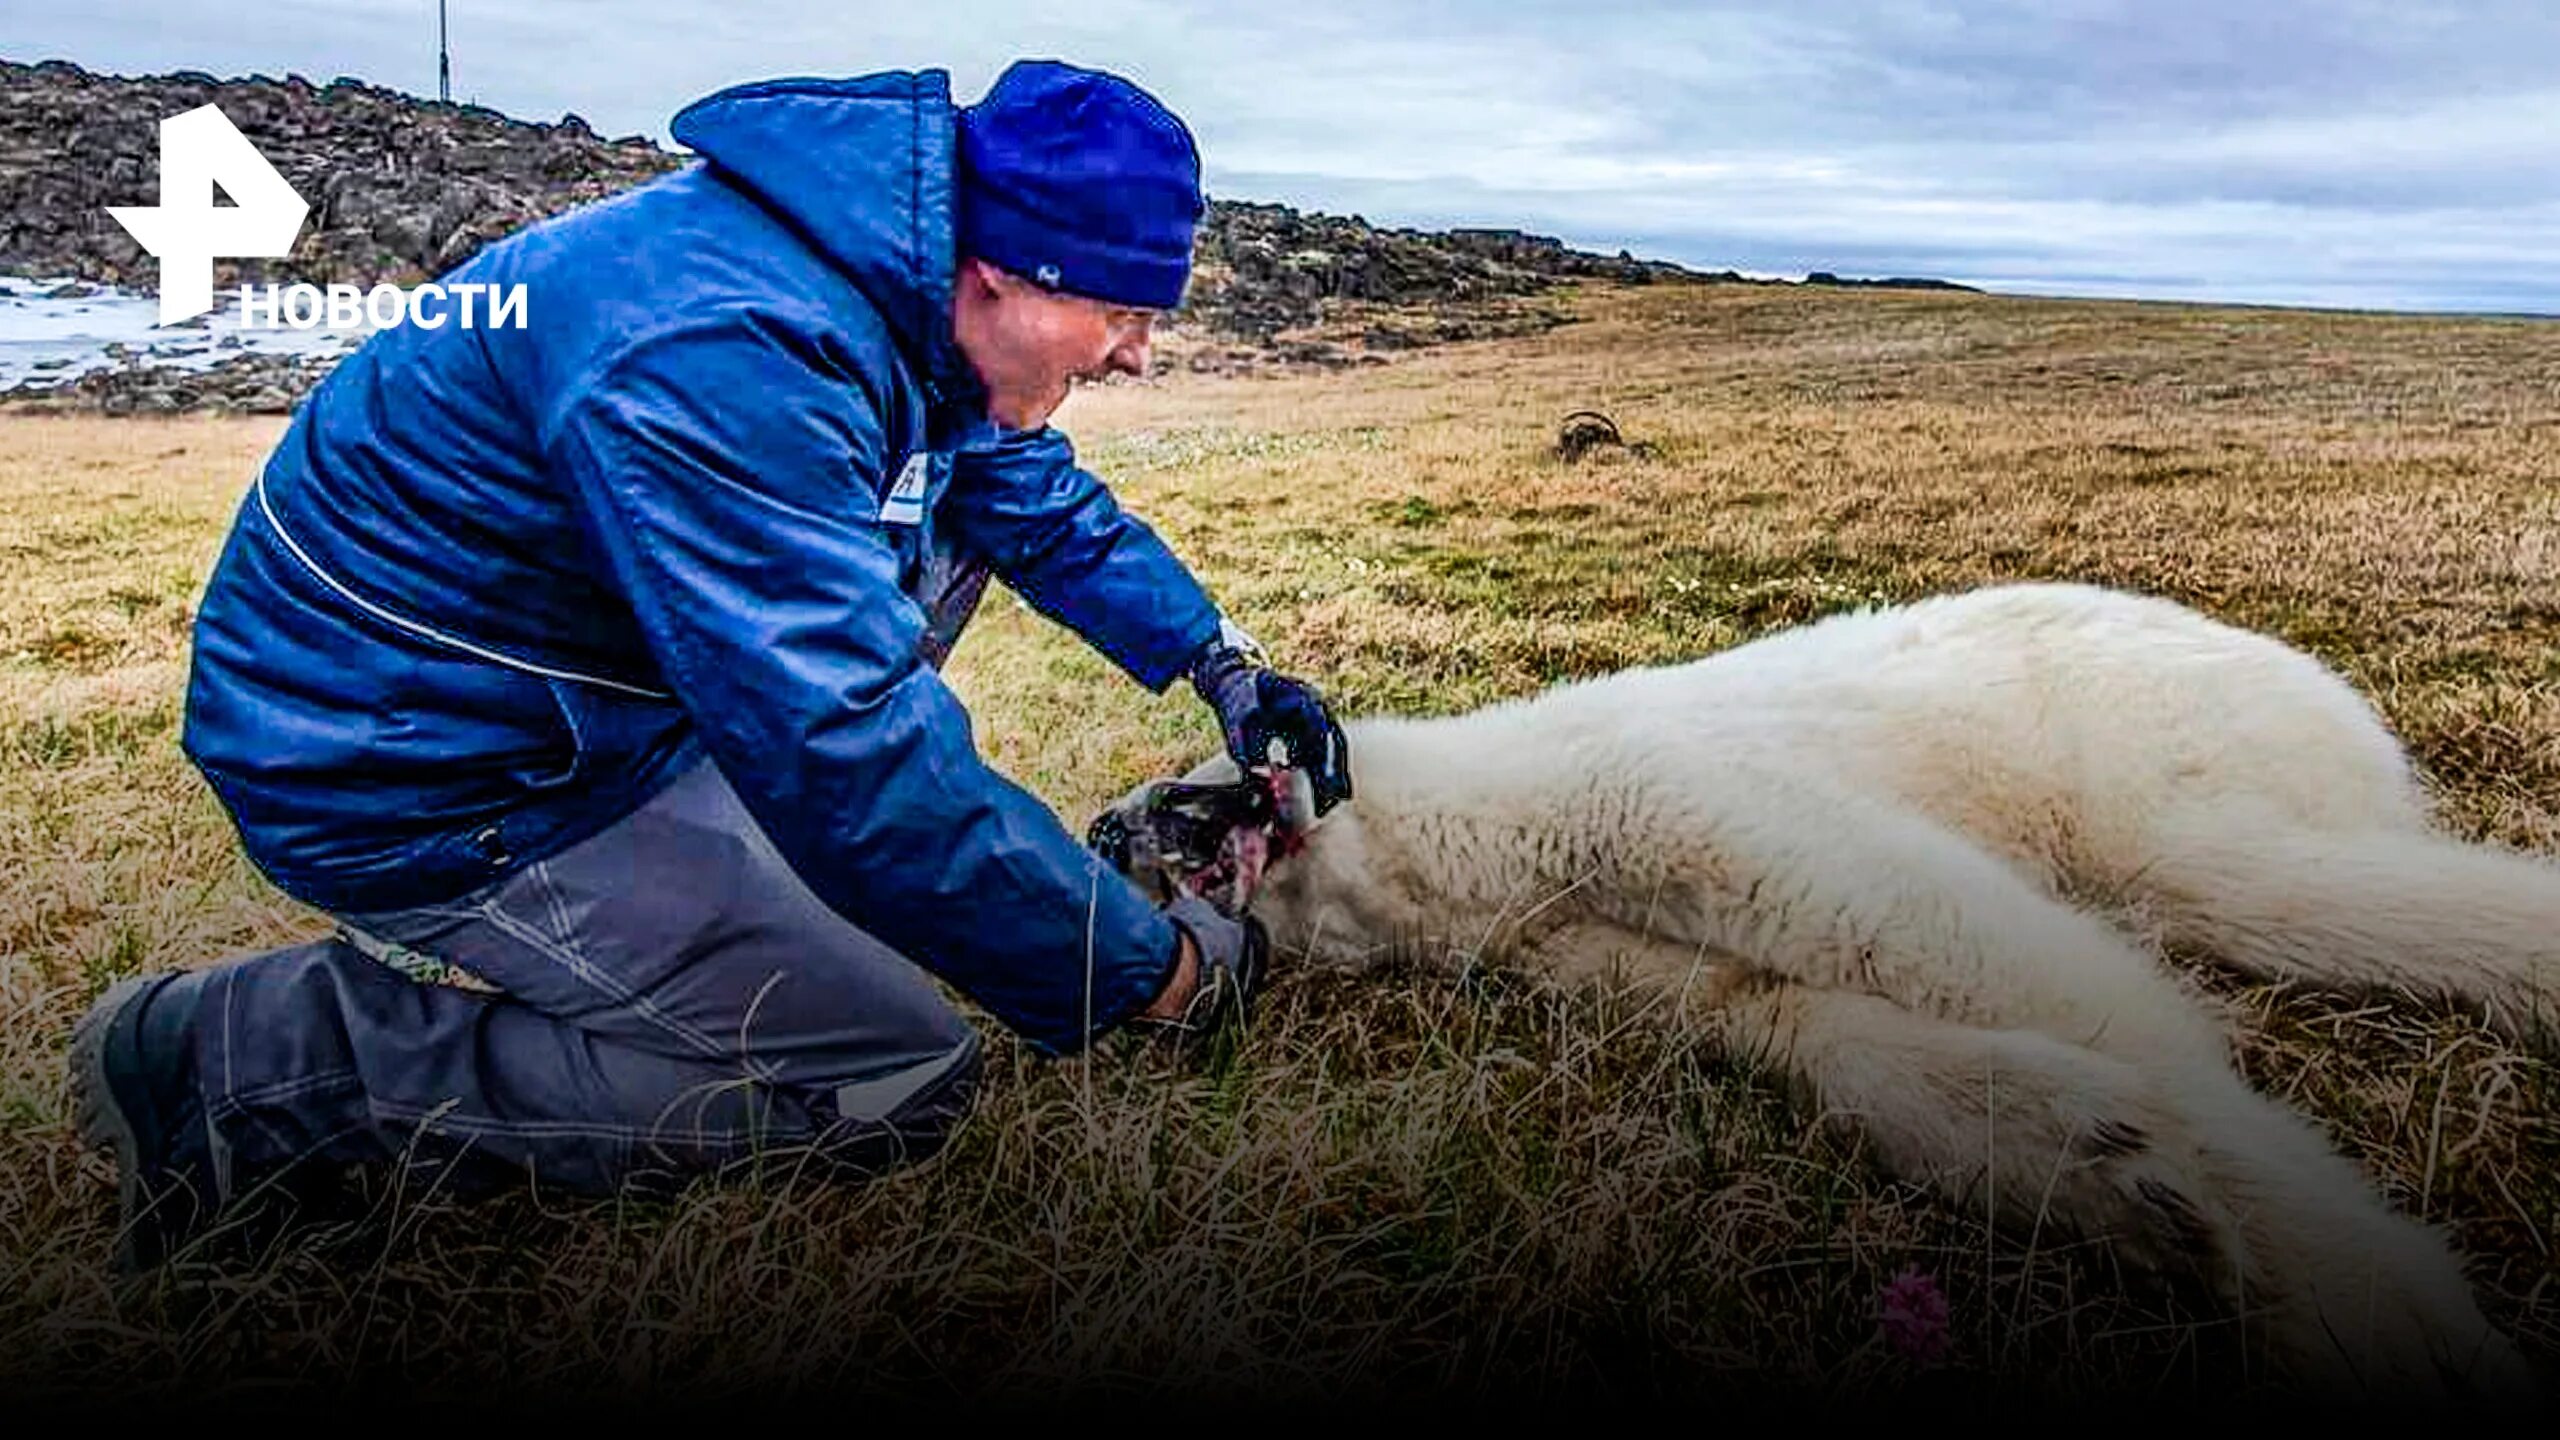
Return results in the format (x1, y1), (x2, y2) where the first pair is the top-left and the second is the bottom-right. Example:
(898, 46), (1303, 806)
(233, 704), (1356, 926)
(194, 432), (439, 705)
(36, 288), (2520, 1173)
(0, 55), (691, 299)
(1555, 409), (1658, 462)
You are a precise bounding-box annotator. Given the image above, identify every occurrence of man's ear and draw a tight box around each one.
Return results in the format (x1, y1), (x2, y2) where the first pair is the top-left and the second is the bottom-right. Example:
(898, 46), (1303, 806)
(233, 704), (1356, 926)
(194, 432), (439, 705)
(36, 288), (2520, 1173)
(956, 254), (1015, 305)
(965, 255), (1039, 298)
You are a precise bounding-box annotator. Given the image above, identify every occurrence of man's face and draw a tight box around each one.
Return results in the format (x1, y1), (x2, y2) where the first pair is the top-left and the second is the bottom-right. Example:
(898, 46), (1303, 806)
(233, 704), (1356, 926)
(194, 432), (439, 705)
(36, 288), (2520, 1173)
(951, 257), (1163, 432)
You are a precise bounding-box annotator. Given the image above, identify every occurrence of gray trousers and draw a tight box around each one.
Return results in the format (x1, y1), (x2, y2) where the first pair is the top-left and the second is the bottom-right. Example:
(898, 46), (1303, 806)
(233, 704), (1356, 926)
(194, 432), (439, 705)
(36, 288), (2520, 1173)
(187, 756), (985, 1203)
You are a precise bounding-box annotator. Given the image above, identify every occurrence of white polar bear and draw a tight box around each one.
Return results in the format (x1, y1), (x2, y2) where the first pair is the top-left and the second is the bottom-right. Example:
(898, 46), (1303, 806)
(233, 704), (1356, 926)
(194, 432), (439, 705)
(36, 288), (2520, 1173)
(1097, 581), (2556, 1405)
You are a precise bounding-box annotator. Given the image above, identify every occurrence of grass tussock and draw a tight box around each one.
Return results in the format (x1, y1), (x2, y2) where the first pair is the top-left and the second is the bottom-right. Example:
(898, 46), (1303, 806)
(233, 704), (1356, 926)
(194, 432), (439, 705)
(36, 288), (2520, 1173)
(1, 281), (2556, 1408)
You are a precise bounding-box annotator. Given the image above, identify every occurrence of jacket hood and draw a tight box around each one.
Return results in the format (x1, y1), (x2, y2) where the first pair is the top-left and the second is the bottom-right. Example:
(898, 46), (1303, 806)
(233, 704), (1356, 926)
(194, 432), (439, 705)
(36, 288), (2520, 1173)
(670, 71), (983, 414)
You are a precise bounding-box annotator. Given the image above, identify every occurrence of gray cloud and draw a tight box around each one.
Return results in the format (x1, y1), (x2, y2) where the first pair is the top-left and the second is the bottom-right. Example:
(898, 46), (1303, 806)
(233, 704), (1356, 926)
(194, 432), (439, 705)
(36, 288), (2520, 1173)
(5, 1), (2553, 313)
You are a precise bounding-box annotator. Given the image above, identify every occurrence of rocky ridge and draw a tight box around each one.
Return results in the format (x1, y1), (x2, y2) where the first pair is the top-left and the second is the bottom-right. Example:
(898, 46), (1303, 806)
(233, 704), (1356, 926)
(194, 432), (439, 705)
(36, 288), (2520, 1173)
(0, 55), (1968, 414)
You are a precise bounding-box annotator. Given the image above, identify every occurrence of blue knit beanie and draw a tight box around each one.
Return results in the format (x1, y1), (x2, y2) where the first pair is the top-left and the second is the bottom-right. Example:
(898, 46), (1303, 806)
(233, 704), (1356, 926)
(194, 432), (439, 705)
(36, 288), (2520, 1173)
(956, 59), (1204, 310)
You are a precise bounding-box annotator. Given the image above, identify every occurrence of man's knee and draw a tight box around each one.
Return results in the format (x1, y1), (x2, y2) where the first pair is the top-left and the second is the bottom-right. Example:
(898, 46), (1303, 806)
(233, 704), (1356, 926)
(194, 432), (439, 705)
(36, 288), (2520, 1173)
(806, 1028), (986, 1177)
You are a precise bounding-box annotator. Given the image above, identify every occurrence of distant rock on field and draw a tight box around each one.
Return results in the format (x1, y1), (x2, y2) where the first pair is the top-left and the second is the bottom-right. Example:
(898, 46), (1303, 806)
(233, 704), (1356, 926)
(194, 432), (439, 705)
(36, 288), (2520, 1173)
(0, 55), (1967, 410)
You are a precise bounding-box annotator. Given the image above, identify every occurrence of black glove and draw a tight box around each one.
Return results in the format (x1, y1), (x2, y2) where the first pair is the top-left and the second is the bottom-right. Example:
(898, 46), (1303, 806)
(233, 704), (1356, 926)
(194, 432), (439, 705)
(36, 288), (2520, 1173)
(1147, 892), (1269, 1037)
(1189, 643), (1353, 816)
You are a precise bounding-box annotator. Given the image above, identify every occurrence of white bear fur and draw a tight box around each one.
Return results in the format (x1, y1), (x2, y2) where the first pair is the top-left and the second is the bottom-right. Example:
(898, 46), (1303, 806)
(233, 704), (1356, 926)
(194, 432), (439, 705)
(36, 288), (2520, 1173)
(1111, 581), (2557, 1404)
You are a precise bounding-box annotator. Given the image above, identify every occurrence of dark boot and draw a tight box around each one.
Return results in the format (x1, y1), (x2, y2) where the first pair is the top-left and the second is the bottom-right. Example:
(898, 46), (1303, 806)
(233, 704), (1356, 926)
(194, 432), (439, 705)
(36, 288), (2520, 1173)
(72, 966), (370, 1275)
(68, 969), (218, 1273)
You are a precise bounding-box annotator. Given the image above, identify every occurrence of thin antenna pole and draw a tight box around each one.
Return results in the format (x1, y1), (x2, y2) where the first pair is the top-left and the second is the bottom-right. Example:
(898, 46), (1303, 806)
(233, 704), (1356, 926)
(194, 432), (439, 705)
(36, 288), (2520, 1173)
(438, 0), (452, 103)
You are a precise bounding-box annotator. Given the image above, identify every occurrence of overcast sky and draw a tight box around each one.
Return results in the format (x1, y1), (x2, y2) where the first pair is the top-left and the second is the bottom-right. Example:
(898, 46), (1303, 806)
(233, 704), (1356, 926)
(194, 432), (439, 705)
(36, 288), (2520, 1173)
(7, 1), (2556, 315)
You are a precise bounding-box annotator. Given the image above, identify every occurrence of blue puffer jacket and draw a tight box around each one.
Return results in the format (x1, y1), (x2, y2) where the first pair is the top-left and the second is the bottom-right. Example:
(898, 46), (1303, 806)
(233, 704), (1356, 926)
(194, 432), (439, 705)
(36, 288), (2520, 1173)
(180, 71), (1228, 1054)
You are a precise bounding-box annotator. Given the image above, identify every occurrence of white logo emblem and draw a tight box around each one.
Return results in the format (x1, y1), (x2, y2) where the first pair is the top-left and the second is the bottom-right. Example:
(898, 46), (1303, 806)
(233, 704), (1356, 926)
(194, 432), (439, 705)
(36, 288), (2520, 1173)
(881, 452), (933, 526)
(1034, 263), (1061, 287)
(106, 104), (311, 325)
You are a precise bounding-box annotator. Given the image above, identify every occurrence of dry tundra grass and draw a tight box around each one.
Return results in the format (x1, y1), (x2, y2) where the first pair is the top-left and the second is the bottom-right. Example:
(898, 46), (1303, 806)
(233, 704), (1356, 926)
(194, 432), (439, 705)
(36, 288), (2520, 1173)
(0, 280), (2554, 1410)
